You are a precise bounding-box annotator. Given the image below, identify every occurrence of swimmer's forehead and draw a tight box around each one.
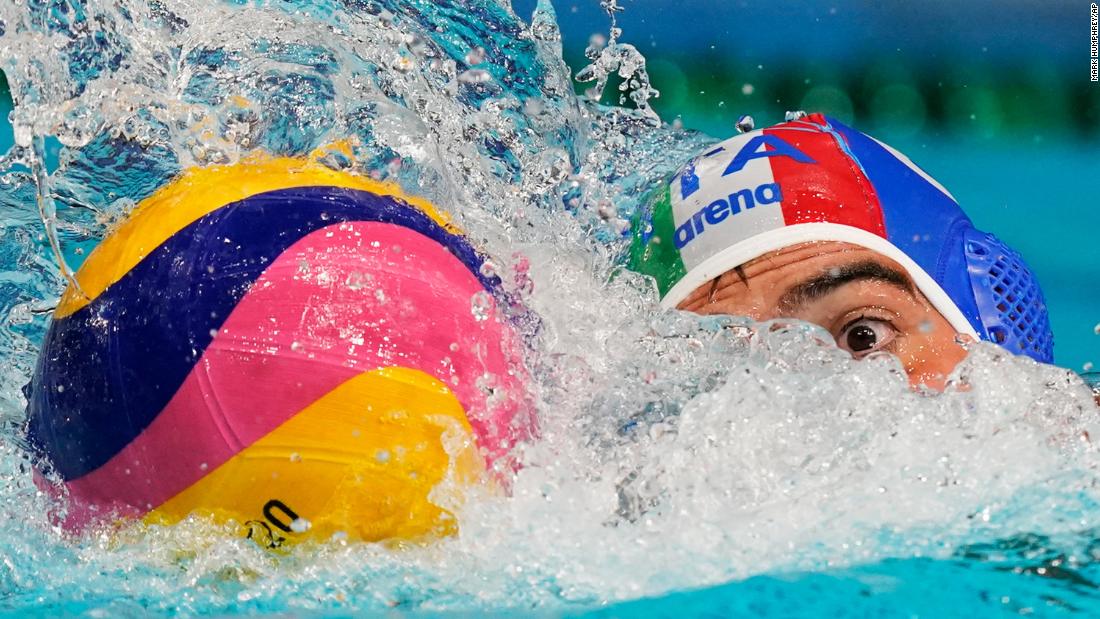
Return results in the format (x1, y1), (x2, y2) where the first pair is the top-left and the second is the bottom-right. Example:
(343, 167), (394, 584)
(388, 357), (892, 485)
(737, 241), (910, 278)
(679, 240), (923, 312)
(731, 241), (921, 308)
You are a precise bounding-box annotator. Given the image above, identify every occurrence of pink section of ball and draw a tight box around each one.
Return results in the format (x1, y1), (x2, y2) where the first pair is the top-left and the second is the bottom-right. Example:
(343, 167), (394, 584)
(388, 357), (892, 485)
(62, 221), (533, 530)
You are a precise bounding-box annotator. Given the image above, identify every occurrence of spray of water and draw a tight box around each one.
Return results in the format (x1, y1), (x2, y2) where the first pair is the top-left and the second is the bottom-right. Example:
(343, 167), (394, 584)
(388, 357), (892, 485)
(574, 0), (660, 119)
(0, 0), (1098, 614)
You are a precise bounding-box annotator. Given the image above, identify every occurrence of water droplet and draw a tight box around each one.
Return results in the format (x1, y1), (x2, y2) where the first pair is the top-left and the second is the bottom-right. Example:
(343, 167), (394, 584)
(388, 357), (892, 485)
(476, 373), (496, 394)
(290, 517), (311, 533)
(736, 115), (755, 133)
(919, 320), (934, 334)
(1094, 323), (1100, 335)
(392, 55), (415, 73)
(199, 462), (208, 471)
(374, 289), (387, 303)
(290, 341), (304, 352)
(345, 271), (367, 290)
(470, 291), (493, 321)
(449, 342), (460, 352)
(1085, 362), (1095, 372)
(464, 47), (486, 65)
(375, 449), (391, 463)
(289, 452), (302, 463)
(784, 110), (808, 122)
(741, 83), (755, 96)
(479, 261), (498, 279)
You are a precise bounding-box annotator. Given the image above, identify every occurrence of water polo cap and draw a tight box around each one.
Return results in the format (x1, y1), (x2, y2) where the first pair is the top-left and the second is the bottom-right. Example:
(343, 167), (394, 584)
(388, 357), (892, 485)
(628, 113), (1053, 363)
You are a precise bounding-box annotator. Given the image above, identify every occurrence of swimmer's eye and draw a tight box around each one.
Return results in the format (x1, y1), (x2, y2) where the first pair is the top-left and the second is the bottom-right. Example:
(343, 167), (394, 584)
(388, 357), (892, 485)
(836, 315), (896, 358)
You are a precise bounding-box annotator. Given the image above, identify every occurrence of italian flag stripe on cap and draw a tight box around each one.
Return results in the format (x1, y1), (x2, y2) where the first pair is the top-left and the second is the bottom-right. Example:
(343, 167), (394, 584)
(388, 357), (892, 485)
(628, 184), (686, 295)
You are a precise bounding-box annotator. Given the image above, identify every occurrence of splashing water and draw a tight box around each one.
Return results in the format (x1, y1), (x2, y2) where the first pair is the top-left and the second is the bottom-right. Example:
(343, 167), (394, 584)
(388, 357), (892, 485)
(1, 0), (1099, 615)
(574, 0), (660, 119)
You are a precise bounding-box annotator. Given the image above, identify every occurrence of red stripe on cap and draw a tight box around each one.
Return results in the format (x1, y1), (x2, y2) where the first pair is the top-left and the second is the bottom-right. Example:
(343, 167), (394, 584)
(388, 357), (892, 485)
(764, 116), (887, 238)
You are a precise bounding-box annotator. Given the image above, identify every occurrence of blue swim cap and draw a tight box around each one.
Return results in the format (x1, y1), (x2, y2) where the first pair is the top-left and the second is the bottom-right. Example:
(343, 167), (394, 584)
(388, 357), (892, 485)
(628, 113), (1054, 363)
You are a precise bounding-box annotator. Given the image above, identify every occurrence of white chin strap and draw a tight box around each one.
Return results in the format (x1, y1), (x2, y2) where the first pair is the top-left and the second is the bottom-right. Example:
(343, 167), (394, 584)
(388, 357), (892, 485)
(660, 222), (980, 339)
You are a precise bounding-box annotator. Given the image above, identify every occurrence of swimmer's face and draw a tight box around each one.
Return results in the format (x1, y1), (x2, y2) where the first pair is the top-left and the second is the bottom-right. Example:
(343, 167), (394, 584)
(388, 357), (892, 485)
(677, 241), (968, 390)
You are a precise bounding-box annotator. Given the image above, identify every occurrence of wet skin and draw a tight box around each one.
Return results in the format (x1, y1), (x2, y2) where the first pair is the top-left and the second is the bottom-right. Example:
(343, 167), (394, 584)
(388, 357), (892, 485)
(677, 242), (968, 390)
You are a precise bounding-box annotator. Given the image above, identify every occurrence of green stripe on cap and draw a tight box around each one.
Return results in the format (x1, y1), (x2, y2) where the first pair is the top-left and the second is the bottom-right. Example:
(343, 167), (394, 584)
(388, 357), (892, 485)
(628, 183), (686, 299)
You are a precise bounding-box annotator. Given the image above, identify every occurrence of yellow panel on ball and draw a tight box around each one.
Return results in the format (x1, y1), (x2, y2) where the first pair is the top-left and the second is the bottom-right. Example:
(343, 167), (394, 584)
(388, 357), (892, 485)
(147, 367), (485, 545)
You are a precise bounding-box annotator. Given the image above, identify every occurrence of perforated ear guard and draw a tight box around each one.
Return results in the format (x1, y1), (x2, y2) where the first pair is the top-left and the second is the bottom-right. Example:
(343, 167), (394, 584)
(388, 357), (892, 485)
(962, 228), (1054, 363)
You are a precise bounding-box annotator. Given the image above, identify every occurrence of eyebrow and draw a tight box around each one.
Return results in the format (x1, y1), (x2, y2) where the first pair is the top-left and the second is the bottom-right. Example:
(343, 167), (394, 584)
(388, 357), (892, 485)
(777, 260), (915, 313)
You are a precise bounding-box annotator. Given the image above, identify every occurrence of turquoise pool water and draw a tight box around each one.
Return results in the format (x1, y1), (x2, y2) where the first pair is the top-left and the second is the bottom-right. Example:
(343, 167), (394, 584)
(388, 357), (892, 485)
(1, 1), (1099, 617)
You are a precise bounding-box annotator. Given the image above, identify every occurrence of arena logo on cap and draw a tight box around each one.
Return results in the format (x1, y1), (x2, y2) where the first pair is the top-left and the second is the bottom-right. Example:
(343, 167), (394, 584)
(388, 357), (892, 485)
(674, 181), (784, 249)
